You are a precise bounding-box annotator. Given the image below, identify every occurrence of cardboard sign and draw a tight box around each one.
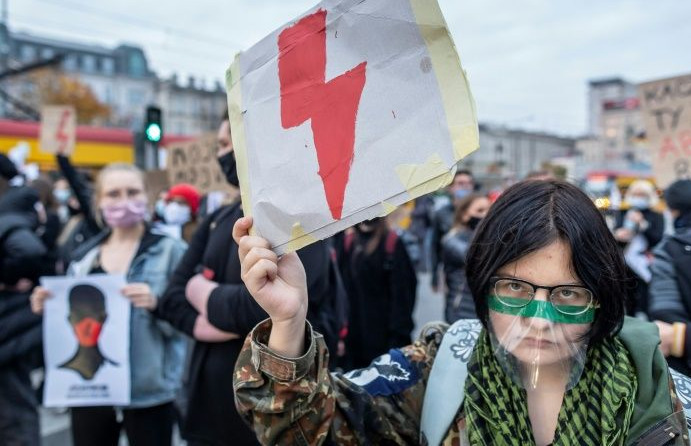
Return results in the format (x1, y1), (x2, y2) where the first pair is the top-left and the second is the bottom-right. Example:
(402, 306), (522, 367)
(145, 169), (171, 206)
(41, 274), (130, 407)
(638, 74), (691, 188)
(166, 134), (232, 195)
(39, 105), (76, 155)
(227, 0), (478, 254)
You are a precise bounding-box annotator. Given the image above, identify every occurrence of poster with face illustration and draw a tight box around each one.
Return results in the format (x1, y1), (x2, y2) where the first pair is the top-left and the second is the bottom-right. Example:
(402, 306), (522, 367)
(41, 274), (130, 407)
(226, 0), (478, 254)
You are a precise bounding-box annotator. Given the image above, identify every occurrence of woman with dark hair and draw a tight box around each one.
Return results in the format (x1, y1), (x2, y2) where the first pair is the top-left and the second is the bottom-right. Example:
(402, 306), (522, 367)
(229, 179), (691, 445)
(441, 193), (490, 323)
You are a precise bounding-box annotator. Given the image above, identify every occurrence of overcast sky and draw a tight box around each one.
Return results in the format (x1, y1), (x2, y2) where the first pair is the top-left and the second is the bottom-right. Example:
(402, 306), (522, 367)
(10, 0), (691, 136)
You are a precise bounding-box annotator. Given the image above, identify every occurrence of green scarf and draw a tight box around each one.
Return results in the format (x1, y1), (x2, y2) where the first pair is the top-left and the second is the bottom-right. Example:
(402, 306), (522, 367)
(463, 330), (637, 445)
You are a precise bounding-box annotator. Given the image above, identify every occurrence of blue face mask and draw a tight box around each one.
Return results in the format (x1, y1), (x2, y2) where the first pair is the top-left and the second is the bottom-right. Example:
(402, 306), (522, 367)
(454, 189), (470, 200)
(53, 189), (71, 204)
(628, 197), (650, 210)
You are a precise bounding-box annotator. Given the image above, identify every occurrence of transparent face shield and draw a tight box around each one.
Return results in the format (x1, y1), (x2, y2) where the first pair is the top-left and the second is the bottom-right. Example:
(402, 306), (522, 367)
(487, 277), (597, 392)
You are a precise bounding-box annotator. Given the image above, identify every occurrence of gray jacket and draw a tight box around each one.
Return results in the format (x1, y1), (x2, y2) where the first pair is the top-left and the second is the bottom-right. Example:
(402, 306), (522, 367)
(441, 229), (476, 322)
(67, 229), (187, 408)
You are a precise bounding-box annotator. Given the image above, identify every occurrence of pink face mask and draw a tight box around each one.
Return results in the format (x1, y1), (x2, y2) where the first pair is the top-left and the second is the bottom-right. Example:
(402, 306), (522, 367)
(101, 199), (148, 228)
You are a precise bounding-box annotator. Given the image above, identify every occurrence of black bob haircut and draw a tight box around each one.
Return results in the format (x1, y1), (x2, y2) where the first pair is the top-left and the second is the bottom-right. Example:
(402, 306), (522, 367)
(466, 179), (627, 344)
(69, 284), (106, 319)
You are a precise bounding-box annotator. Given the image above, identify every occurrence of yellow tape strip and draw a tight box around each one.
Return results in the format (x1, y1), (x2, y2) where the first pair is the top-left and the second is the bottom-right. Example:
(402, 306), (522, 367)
(395, 153), (455, 197)
(226, 55), (253, 230)
(285, 222), (319, 254)
(408, 0), (479, 161)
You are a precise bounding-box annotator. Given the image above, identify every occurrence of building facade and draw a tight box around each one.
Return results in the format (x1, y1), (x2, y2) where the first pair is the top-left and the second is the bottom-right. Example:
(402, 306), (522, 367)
(458, 123), (577, 187)
(0, 23), (226, 135)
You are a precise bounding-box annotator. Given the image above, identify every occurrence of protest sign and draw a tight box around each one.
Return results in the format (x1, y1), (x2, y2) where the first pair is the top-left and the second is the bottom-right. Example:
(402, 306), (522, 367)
(145, 169), (170, 206)
(39, 105), (76, 155)
(638, 73), (691, 188)
(226, 0), (478, 254)
(166, 134), (232, 195)
(41, 274), (130, 407)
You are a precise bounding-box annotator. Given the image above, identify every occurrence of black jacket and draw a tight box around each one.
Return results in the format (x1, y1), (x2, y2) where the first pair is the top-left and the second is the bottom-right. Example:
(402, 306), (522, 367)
(55, 155), (101, 263)
(0, 290), (42, 368)
(156, 202), (344, 445)
(648, 227), (691, 376)
(339, 231), (417, 369)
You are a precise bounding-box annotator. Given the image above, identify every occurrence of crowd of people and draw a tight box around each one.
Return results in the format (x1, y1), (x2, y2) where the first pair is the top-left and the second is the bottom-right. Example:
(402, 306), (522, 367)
(1, 115), (691, 445)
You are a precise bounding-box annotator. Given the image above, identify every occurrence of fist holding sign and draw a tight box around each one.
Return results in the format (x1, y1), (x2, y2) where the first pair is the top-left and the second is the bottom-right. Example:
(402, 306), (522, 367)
(227, 0), (478, 254)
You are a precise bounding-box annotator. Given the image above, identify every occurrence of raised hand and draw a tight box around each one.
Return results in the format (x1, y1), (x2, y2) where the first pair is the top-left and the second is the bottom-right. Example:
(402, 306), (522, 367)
(233, 216), (308, 357)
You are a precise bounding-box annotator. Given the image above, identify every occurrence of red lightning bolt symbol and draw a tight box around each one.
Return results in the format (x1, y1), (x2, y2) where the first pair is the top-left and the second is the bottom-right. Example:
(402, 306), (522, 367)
(278, 9), (367, 220)
(55, 109), (71, 154)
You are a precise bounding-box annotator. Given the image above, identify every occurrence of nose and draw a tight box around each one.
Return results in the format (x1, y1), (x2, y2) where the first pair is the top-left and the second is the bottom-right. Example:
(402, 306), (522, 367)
(523, 289), (552, 330)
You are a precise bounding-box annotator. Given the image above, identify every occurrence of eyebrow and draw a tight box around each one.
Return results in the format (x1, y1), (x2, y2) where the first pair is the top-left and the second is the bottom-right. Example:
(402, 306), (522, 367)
(494, 273), (584, 287)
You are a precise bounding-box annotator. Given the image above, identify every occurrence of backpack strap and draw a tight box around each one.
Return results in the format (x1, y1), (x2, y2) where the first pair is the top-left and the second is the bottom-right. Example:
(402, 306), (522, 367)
(420, 319), (481, 446)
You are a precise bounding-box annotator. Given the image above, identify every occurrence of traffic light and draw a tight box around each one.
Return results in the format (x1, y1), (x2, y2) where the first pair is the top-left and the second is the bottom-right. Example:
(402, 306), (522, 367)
(144, 105), (162, 143)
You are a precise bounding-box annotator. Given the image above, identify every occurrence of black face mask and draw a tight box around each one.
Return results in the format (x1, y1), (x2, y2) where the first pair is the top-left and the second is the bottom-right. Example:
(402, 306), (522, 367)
(466, 216), (482, 230)
(218, 152), (240, 188)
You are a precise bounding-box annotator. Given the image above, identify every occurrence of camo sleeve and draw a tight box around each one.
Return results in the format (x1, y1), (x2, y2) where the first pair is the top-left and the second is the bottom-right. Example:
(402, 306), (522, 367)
(234, 319), (447, 445)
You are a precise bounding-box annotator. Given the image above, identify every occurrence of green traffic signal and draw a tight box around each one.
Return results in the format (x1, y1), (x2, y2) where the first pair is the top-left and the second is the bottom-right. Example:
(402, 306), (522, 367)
(145, 123), (162, 142)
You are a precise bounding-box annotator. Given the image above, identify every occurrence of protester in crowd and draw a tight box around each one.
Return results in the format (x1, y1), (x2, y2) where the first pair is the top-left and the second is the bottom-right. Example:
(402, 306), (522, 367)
(30, 162), (187, 446)
(0, 182), (52, 446)
(154, 114), (347, 446)
(649, 179), (691, 378)
(337, 217), (417, 369)
(613, 179), (665, 315)
(232, 179), (691, 445)
(441, 193), (490, 323)
(54, 152), (101, 264)
(430, 169), (475, 292)
(31, 176), (62, 253)
(407, 194), (435, 272)
(161, 183), (201, 243)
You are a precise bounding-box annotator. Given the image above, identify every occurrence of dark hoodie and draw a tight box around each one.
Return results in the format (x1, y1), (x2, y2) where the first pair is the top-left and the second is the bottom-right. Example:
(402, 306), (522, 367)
(0, 187), (52, 285)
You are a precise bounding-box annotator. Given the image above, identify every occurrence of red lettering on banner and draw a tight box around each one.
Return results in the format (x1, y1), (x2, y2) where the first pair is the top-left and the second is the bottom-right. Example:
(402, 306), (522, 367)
(55, 109), (71, 153)
(659, 131), (691, 159)
(278, 9), (367, 220)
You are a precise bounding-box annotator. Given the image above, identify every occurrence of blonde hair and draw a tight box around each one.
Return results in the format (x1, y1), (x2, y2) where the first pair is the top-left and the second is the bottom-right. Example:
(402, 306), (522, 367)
(624, 179), (659, 207)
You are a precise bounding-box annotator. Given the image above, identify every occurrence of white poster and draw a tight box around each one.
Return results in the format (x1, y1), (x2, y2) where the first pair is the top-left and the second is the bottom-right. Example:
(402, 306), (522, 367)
(41, 274), (131, 407)
(227, 0), (478, 254)
(39, 105), (77, 155)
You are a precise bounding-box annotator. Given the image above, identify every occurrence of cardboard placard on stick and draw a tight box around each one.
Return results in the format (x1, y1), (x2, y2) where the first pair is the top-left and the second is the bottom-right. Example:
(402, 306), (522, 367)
(226, 0), (478, 254)
(638, 73), (691, 188)
(166, 134), (231, 195)
(40, 105), (77, 155)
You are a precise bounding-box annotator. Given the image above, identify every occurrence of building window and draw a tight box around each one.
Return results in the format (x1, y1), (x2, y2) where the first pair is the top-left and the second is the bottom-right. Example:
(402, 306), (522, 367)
(128, 89), (145, 107)
(63, 54), (77, 71)
(40, 47), (55, 60)
(82, 54), (96, 73)
(20, 44), (37, 62)
(128, 53), (146, 77)
(101, 58), (114, 75)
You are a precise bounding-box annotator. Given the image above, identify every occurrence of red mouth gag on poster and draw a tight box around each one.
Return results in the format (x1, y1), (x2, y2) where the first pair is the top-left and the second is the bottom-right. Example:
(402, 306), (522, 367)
(74, 317), (103, 347)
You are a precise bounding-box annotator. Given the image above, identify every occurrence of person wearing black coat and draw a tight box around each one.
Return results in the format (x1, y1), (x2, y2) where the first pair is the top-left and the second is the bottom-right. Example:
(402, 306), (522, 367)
(54, 154), (101, 264)
(0, 186), (54, 446)
(338, 217), (417, 370)
(155, 118), (346, 446)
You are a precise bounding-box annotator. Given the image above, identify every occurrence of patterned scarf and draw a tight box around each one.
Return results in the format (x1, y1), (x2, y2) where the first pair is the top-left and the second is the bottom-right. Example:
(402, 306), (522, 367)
(463, 330), (637, 445)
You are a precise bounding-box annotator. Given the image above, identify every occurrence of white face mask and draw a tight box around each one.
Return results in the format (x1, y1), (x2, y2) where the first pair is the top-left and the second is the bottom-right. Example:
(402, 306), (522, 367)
(163, 202), (191, 226)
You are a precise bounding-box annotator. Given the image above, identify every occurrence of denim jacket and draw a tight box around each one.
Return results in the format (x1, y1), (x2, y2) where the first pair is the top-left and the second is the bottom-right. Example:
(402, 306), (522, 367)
(67, 228), (187, 408)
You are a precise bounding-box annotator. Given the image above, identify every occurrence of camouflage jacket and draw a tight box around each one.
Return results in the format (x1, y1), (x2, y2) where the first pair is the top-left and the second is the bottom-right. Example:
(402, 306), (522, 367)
(234, 319), (691, 445)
